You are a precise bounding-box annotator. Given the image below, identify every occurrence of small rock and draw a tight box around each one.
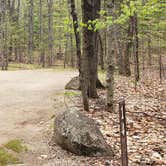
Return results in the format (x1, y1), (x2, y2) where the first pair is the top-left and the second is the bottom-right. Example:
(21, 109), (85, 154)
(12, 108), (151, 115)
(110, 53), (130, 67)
(40, 154), (48, 159)
(152, 151), (162, 160)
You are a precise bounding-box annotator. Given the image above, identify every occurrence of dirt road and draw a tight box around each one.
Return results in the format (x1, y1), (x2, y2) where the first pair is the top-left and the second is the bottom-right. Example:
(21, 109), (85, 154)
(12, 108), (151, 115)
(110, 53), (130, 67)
(0, 69), (77, 165)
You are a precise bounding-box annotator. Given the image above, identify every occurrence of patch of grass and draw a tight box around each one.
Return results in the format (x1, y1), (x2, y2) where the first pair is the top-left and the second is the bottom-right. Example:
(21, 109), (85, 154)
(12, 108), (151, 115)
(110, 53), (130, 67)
(8, 63), (77, 72)
(50, 66), (77, 72)
(8, 63), (42, 71)
(0, 147), (20, 166)
(49, 122), (54, 129)
(5, 140), (27, 153)
(51, 114), (55, 119)
(64, 90), (81, 97)
(98, 70), (106, 82)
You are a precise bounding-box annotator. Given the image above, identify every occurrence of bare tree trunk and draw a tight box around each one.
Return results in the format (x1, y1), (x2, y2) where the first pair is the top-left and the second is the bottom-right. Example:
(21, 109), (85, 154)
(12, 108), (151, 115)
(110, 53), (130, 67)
(103, 0), (107, 68)
(7, 0), (15, 62)
(39, 0), (45, 67)
(7, 0), (21, 63)
(17, 0), (21, 63)
(148, 36), (152, 66)
(1, 0), (8, 70)
(98, 33), (104, 70)
(4, 16), (8, 70)
(113, 0), (124, 75)
(47, 0), (54, 66)
(158, 36), (162, 83)
(69, 0), (81, 74)
(132, 13), (139, 88)
(141, 39), (145, 71)
(28, 0), (34, 64)
(64, 33), (69, 68)
(124, 17), (132, 76)
(106, 1), (115, 111)
(81, 0), (89, 111)
(70, 32), (74, 67)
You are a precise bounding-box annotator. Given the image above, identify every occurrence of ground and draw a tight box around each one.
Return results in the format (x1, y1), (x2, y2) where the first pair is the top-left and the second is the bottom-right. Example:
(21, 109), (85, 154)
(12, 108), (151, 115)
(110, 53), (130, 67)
(0, 69), (78, 165)
(0, 69), (165, 166)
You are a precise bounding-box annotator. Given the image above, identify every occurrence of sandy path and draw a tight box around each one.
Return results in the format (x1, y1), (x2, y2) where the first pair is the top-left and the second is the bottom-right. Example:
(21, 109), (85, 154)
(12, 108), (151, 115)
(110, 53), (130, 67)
(0, 69), (77, 165)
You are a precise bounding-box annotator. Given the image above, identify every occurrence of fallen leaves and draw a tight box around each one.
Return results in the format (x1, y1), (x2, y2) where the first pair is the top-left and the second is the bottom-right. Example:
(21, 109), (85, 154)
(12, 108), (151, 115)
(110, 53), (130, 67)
(48, 71), (166, 166)
(73, 71), (166, 165)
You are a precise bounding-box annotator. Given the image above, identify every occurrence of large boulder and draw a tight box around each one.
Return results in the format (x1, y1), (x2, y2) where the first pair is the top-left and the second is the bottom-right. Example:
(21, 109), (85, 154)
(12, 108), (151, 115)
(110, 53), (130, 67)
(65, 76), (105, 90)
(65, 76), (81, 90)
(53, 109), (114, 157)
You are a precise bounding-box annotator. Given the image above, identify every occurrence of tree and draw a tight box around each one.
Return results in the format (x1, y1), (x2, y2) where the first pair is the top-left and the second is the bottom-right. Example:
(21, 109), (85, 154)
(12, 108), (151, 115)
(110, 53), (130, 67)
(81, 0), (101, 111)
(28, 0), (34, 64)
(82, 0), (101, 99)
(47, 0), (54, 66)
(106, 0), (115, 111)
(132, 12), (139, 87)
(69, 0), (81, 75)
(39, 0), (45, 67)
(0, 0), (8, 70)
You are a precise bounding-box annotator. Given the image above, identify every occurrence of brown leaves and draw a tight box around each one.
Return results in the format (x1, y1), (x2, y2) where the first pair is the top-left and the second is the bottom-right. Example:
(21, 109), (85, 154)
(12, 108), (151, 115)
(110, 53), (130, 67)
(67, 71), (166, 165)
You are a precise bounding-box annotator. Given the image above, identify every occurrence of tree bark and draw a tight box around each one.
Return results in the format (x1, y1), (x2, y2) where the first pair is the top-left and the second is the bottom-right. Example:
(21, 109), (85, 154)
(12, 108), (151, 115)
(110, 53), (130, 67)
(0, 0), (8, 70)
(39, 0), (45, 67)
(123, 16), (133, 76)
(70, 0), (81, 74)
(28, 0), (34, 64)
(113, 0), (124, 75)
(106, 1), (115, 111)
(98, 33), (104, 70)
(47, 0), (54, 66)
(132, 13), (139, 85)
(148, 36), (152, 66)
(81, 0), (101, 99)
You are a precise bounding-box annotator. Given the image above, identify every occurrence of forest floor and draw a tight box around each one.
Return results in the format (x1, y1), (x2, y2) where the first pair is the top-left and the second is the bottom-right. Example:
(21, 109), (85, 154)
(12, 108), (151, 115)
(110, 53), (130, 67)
(0, 68), (165, 166)
(65, 70), (166, 166)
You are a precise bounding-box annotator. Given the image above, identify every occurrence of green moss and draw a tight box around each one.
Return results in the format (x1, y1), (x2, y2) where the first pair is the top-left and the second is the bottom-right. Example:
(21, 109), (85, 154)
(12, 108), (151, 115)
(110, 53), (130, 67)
(0, 147), (20, 166)
(5, 140), (27, 153)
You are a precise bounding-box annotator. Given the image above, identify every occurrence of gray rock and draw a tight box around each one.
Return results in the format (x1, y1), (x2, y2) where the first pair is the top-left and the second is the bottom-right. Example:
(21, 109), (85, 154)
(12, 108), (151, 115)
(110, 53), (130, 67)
(53, 109), (114, 157)
(65, 76), (81, 90)
(65, 76), (105, 90)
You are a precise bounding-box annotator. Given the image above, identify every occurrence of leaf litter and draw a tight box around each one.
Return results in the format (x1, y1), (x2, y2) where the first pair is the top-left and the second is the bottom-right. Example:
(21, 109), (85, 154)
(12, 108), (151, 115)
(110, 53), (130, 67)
(48, 71), (166, 166)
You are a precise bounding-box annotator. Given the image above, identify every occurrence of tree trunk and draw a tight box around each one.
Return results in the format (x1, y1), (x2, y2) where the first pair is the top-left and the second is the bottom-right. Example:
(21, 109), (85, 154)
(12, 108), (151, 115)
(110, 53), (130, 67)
(64, 33), (69, 68)
(158, 36), (162, 83)
(28, 0), (34, 64)
(98, 33), (104, 70)
(113, 0), (124, 75)
(123, 16), (132, 77)
(70, 0), (81, 74)
(141, 39), (145, 71)
(70, 27), (74, 67)
(132, 13), (139, 86)
(81, 0), (101, 99)
(39, 0), (45, 67)
(148, 36), (152, 66)
(106, 1), (115, 111)
(0, 0), (8, 70)
(47, 0), (54, 66)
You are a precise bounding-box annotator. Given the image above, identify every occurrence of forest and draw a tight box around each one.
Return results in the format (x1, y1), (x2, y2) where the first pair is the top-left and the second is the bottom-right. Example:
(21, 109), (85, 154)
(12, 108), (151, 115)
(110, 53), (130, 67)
(0, 0), (165, 166)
